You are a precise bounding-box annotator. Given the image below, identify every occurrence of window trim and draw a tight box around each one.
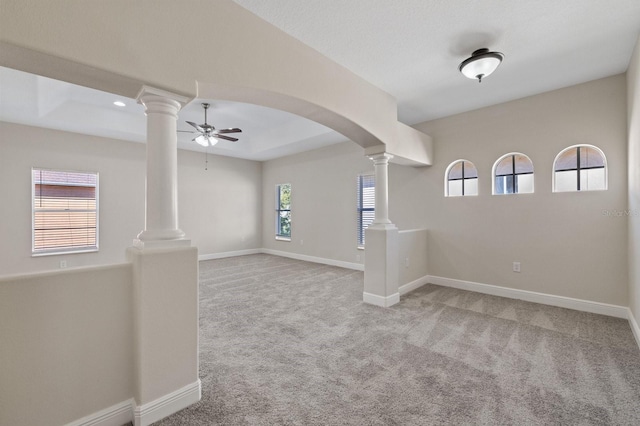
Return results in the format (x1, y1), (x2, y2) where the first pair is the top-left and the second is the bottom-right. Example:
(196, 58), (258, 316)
(492, 152), (534, 195)
(275, 183), (291, 241)
(31, 167), (99, 257)
(552, 144), (608, 192)
(444, 159), (479, 197)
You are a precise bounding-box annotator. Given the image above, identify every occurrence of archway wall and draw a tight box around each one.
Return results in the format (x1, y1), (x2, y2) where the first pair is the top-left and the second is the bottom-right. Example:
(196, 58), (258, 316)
(1, 0), (431, 162)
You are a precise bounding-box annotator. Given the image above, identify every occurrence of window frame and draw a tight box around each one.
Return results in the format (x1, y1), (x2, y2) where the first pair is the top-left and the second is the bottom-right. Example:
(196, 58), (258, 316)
(31, 167), (99, 257)
(552, 144), (607, 192)
(444, 159), (479, 197)
(275, 183), (291, 241)
(357, 173), (375, 248)
(492, 152), (534, 195)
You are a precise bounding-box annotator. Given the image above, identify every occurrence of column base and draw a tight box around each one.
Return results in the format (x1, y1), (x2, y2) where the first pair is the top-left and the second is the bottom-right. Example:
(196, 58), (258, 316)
(363, 291), (400, 308)
(134, 228), (190, 249)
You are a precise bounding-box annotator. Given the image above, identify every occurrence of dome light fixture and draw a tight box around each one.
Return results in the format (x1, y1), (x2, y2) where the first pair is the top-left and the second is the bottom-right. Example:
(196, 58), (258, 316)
(459, 48), (504, 83)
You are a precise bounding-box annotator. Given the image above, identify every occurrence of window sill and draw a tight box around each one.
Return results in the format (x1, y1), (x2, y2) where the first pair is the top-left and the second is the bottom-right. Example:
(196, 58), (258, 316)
(357, 246), (365, 250)
(32, 247), (98, 257)
(275, 236), (291, 242)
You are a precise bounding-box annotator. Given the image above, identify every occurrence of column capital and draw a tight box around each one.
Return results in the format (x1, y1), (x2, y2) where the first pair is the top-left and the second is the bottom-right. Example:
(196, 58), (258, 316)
(367, 152), (394, 165)
(136, 85), (191, 109)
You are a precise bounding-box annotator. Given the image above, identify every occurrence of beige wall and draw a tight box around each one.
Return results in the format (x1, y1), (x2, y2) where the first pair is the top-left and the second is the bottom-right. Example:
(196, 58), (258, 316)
(262, 142), (373, 265)
(628, 36), (640, 319)
(0, 121), (262, 277)
(415, 75), (629, 306)
(0, 264), (133, 426)
(261, 140), (431, 267)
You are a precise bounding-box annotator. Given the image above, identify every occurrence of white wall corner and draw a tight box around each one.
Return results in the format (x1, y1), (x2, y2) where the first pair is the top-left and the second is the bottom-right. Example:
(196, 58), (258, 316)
(134, 380), (201, 426)
(363, 291), (400, 307)
(427, 275), (629, 319)
(629, 308), (640, 351)
(399, 275), (430, 295)
(65, 399), (134, 426)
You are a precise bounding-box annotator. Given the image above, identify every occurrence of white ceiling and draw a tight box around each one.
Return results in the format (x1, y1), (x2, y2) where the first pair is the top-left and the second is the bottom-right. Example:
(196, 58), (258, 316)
(234, 0), (640, 124)
(1, 1), (639, 160)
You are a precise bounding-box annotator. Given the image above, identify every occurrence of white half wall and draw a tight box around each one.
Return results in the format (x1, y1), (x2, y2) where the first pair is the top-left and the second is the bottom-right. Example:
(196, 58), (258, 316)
(0, 264), (133, 426)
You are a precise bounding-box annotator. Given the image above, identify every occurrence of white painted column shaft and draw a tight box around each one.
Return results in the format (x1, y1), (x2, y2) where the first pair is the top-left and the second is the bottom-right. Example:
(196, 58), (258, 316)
(369, 153), (393, 224)
(135, 87), (190, 247)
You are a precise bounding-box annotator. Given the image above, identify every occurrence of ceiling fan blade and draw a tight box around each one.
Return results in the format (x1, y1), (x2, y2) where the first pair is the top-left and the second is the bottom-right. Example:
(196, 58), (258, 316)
(186, 121), (205, 132)
(216, 128), (242, 134)
(216, 134), (239, 142)
(177, 130), (195, 133)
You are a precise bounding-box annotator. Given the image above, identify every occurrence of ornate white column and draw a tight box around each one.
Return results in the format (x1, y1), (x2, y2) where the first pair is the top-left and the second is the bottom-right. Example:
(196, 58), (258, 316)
(128, 87), (200, 425)
(135, 86), (190, 248)
(369, 153), (393, 225)
(364, 152), (399, 307)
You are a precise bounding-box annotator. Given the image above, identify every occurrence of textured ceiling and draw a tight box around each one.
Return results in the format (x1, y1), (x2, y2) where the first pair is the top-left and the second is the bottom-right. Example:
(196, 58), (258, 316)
(233, 0), (640, 124)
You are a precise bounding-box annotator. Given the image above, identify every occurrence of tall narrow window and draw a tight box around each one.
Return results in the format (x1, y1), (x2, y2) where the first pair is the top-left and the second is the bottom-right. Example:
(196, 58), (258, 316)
(553, 145), (607, 192)
(493, 153), (534, 194)
(357, 174), (375, 247)
(275, 183), (291, 240)
(32, 168), (98, 255)
(445, 160), (478, 197)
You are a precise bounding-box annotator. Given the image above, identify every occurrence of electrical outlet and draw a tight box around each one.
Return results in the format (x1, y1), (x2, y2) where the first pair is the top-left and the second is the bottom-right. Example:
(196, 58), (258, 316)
(405, 257), (410, 267)
(356, 254), (361, 262)
(300, 239), (304, 245)
(60, 260), (67, 269)
(513, 262), (521, 273)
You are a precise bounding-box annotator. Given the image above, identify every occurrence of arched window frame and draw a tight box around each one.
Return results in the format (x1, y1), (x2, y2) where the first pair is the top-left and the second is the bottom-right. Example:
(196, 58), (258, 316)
(444, 159), (478, 197)
(552, 144), (607, 192)
(492, 152), (535, 195)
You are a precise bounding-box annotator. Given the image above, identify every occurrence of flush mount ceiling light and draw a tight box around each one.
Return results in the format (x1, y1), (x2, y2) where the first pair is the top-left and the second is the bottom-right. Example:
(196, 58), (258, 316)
(113, 100), (126, 107)
(459, 48), (504, 83)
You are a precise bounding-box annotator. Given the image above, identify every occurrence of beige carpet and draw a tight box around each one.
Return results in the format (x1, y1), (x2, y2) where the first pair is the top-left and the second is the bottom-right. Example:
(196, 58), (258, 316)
(155, 254), (640, 425)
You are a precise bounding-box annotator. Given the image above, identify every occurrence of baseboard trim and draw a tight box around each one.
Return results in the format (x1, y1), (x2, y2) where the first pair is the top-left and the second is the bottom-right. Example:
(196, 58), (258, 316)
(427, 275), (628, 319)
(363, 291), (400, 307)
(261, 249), (364, 271)
(134, 380), (201, 426)
(199, 249), (261, 261)
(66, 399), (134, 426)
(399, 275), (430, 295)
(629, 309), (640, 350)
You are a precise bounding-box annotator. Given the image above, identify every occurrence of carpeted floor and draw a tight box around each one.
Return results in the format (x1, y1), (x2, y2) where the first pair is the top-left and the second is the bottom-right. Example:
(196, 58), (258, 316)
(155, 254), (640, 425)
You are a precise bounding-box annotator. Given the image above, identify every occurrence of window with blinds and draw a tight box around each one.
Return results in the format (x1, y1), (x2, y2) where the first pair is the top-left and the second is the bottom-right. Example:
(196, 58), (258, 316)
(357, 174), (375, 247)
(32, 168), (98, 255)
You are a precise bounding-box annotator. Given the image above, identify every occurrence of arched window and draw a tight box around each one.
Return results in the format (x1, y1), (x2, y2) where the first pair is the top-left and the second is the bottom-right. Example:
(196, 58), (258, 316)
(445, 160), (478, 197)
(492, 153), (534, 194)
(553, 145), (607, 192)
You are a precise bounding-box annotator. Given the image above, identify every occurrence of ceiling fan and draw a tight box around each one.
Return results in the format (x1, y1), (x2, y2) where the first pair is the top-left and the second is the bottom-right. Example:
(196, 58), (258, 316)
(179, 102), (242, 147)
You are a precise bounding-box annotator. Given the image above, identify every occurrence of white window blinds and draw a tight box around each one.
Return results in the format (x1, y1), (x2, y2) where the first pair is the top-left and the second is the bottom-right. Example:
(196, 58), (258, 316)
(357, 174), (375, 247)
(32, 169), (98, 254)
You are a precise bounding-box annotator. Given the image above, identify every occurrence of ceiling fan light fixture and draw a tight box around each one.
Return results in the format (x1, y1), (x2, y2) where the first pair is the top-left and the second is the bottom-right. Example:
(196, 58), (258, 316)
(195, 134), (209, 147)
(459, 48), (504, 83)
